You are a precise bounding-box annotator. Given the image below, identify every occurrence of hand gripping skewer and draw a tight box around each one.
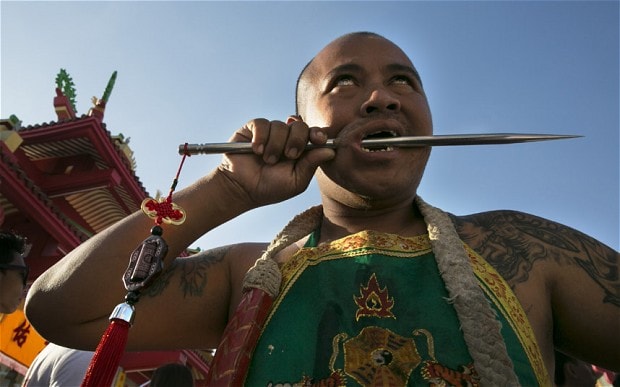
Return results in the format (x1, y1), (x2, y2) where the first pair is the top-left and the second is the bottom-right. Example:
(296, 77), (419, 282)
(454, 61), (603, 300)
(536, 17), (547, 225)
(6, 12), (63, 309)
(178, 133), (581, 155)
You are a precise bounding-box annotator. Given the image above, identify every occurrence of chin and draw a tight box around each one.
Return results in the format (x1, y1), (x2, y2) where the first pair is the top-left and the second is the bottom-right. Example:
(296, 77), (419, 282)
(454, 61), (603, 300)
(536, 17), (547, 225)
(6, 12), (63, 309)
(317, 167), (420, 206)
(329, 183), (416, 210)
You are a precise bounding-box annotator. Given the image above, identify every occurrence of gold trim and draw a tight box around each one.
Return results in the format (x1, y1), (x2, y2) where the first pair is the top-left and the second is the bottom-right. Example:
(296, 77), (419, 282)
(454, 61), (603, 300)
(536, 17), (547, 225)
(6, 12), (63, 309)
(268, 231), (431, 332)
(264, 229), (549, 385)
(466, 245), (550, 386)
(280, 231), (431, 285)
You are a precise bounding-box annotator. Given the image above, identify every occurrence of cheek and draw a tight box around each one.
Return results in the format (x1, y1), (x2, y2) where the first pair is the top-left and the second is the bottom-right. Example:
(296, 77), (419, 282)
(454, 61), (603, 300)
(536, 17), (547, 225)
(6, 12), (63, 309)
(305, 97), (352, 129)
(301, 108), (322, 128)
(407, 97), (433, 131)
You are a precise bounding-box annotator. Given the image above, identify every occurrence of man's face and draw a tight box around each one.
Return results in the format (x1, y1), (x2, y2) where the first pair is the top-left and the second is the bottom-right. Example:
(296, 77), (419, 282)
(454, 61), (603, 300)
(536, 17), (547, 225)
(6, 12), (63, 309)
(0, 251), (27, 314)
(300, 35), (433, 206)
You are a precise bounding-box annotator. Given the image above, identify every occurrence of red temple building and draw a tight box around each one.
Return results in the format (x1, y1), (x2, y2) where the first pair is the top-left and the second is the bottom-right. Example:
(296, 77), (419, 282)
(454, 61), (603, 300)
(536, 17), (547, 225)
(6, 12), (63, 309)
(0, 71), (212, 386)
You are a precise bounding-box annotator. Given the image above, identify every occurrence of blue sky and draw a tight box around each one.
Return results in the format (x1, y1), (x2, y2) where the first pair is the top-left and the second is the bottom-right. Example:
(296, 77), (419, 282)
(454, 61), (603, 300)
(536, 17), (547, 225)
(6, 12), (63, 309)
(1, 1), (618, 250)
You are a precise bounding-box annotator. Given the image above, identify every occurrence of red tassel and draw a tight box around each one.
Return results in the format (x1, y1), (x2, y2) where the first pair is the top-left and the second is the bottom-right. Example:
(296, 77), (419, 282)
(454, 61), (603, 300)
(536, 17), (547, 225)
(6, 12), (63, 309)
(82, 319), (129, 387)
(82, 302), (134, 387)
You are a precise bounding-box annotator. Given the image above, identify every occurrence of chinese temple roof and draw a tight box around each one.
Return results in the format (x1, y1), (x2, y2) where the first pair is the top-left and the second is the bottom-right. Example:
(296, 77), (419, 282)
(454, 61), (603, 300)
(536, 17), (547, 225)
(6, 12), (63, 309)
(0, 71), (211, 384)
(0, 100), (148, 278)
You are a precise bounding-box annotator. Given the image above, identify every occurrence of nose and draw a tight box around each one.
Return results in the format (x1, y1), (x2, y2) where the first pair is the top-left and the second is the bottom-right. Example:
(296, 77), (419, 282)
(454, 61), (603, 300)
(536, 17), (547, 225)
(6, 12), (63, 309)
(360, 88), (401, 115)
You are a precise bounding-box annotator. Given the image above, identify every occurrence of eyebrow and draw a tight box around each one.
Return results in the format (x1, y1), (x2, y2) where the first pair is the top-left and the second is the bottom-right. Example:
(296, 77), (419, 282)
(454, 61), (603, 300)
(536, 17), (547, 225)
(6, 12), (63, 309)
(323, 62), (423, 87)
(323, 63), (363, 81)
(386, 63), (423, 86)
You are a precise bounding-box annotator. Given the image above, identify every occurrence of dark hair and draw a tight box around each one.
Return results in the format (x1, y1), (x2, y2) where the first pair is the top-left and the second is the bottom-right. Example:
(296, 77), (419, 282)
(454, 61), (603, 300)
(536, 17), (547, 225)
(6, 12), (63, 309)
(150, 363), (193, 387)
(295, 58), (314, 117)
(0, 230), (28, 265)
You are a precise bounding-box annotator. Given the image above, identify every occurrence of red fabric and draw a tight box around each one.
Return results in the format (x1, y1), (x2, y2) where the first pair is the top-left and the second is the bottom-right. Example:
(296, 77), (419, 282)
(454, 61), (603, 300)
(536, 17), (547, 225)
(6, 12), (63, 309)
(81, 318), (130, 387)
(204, 288), (273, 386)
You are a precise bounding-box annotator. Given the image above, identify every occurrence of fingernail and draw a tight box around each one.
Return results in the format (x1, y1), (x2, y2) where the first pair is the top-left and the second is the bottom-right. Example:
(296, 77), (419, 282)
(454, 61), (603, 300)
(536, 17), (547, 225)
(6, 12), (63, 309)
(287, 148), (299, 158)
(267, 155), (278, 164)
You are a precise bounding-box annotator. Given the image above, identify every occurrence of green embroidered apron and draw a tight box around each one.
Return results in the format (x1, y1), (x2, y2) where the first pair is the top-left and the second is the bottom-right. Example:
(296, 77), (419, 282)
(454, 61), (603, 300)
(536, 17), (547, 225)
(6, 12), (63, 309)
(245, 230), (548, 386)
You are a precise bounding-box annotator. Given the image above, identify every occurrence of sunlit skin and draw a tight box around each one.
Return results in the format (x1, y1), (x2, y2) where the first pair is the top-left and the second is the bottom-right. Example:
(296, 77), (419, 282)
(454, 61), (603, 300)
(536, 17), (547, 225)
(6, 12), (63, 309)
(24, 33), (619, 383)
(293, 34), (433, 239)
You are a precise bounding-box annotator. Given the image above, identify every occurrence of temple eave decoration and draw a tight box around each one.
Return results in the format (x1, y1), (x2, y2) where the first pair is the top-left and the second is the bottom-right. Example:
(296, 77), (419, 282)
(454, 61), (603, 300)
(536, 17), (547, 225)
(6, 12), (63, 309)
(0, 69), (213, 385)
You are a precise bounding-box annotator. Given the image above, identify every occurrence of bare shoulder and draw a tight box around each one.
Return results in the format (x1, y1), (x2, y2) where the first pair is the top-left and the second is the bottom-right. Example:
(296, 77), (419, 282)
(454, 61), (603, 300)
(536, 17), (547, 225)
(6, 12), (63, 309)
(448, 210), (618, 299)
(449, 209), (620, 370)
(144, 242), (269, 300)
(126, 242), (269, 349)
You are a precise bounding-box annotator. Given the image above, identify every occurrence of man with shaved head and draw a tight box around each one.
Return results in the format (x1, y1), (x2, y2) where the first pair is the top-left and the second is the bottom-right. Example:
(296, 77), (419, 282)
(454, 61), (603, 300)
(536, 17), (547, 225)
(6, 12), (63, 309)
(26, 32), (618, 385)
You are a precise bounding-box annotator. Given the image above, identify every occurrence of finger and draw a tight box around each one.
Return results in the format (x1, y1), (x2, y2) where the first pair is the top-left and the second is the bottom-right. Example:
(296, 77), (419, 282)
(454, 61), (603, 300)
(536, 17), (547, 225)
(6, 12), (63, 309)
(308, 127), (330, 145)
(285, 120), (311, 159)
(247, 118), (271, 155)
(262, 120), (289, 164)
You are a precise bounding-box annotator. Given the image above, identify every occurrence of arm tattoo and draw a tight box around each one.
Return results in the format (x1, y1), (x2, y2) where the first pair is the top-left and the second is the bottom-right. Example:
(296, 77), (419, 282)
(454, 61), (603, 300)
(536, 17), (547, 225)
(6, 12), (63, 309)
(144, 245), (231, 298)
(450, 211), (619, 306)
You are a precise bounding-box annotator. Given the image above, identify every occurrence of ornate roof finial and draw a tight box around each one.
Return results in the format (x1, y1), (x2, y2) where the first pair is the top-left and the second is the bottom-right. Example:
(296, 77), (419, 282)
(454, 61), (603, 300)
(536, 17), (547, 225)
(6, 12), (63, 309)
(55, 69), (77, 113)
(101, 71), (117, 104)
(90, 71), (117, 120)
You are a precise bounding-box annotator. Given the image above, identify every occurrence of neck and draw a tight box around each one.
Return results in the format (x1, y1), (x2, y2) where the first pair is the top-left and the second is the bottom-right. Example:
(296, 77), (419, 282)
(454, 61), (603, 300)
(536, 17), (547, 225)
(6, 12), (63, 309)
(318, 196), (427, 243)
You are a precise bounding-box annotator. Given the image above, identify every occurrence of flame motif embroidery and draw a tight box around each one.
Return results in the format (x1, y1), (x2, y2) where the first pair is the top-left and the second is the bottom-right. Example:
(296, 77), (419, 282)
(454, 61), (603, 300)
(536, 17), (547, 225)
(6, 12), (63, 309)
(354, 273), (395, 320)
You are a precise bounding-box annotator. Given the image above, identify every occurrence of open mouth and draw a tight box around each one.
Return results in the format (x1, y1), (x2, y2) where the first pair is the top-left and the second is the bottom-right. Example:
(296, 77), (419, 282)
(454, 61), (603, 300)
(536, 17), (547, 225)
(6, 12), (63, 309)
(361, 131), (398, 152)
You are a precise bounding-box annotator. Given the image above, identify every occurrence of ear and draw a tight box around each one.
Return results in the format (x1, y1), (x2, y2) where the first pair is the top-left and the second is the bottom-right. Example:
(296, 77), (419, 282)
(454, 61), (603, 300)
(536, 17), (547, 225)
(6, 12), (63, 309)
(286, 115), (303, 124)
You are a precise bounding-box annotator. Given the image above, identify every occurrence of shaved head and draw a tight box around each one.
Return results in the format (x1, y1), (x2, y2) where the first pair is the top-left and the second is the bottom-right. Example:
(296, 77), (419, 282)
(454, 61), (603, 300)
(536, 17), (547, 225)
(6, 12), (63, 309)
(295, 32), (422, 118)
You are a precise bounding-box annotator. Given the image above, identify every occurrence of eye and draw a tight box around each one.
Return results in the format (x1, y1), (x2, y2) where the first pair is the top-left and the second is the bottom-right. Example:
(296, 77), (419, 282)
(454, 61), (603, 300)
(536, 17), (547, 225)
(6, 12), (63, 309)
(390, 74), (423, 93)
(334, 75), (356, 87)
(326, 74), (357, 94)
(391, 75), (413, 86)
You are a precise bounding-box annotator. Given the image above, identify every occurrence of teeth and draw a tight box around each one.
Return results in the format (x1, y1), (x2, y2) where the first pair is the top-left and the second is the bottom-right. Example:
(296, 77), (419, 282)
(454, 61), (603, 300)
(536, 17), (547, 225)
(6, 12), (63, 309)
(361, 130), (398, 152)
(362, 146), (394, 152)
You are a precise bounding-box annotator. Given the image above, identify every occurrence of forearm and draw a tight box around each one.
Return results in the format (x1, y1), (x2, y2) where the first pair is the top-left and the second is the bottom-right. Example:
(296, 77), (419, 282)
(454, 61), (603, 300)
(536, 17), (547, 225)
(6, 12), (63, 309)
(25, 118), (332, 346)
(24, 168), (251, 344)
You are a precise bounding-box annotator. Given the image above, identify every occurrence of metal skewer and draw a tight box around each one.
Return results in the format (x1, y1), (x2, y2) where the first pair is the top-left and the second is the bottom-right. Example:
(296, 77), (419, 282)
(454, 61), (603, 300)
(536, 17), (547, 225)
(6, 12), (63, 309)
(178, 133), (581, 155)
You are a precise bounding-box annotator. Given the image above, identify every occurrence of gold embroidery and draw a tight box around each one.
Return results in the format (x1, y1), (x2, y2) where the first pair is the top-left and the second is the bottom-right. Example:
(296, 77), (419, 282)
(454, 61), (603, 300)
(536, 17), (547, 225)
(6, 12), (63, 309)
(294, 371), (347, 387)
(342, 326), (421, 386)
(281, 231), (431, 285)
(420, 360), (480, 387)
(354, 273), (396, 321)
(413, 329), (436, 360)
(466, 246), (550, 386)
(269, 232), (431, 329)
(330, 333), (348, 371)
(261, 230), (548, 385)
